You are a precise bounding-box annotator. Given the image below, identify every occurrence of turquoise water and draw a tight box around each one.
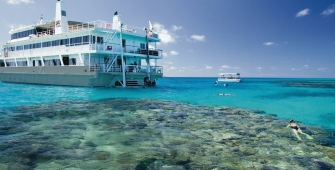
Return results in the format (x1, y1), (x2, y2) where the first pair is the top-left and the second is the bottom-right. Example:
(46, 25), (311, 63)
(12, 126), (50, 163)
(1, 78), (335, 169)
(1, 77), (335, 130)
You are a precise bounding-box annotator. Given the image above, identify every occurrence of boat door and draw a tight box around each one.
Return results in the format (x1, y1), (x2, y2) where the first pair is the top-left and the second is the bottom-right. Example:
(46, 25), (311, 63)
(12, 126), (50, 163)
(117, 58), (122, 72)
(122, 39), (126, 52)
(62, 56), (69, 65)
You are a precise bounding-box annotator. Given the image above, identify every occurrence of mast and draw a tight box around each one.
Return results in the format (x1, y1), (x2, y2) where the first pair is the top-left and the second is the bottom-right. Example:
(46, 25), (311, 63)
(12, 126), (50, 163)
(114, 11), (126, 87)
(55, 0), (69, 35)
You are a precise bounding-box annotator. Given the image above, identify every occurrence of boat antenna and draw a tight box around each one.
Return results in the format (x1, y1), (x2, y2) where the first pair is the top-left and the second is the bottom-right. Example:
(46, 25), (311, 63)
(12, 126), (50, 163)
(39, 14), (43, 25)
(149, 20), (153, 31)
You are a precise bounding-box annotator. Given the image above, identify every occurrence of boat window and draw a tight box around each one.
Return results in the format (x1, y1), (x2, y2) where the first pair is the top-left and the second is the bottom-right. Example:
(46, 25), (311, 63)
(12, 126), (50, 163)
(97, 36), (103, 43)
(34, 43), (41, 48)
(42, 59), (61, 66)
(91, 36), (96, 44)
(10, 29), (36, 40)
(122, 39), (126, 47)
(140, 43), (146, 49)
(44, 60), (51, 66)
(61, 10), (66, 16)
(61, 39), (69, 46)
(24, 44), (31, 50)
(83, 36), (89, 44)
(5, 61), (16, 67)
(76, 37), (82, 45)
(42, 41), (51, 47)
(9, 46), (15, 51)
(16, 46), (23, 51)
(52, 40), (60, 46)
(71, 58), (76, 65)
(0, 61), (5, 67)
(17, 61), (27, 67)
(70, 37), (82, 46)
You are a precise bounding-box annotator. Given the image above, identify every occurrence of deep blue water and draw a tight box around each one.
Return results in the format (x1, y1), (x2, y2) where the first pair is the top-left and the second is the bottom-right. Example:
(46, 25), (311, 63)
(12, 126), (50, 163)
(1, 77), (335, 130)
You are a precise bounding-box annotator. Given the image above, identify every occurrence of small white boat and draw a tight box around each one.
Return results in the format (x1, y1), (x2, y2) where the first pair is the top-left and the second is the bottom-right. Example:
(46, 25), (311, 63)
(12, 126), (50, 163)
(217, 73), (241, 82)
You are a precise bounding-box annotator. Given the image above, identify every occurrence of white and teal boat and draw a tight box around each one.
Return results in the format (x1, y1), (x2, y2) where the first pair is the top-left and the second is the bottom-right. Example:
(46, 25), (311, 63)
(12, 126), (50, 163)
(0, 0), (163, 87)
(217, 73), (242, 83)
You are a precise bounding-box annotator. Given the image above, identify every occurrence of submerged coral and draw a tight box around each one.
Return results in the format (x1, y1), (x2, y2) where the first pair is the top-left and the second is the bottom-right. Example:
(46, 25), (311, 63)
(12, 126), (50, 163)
(0, 98), (334, 169)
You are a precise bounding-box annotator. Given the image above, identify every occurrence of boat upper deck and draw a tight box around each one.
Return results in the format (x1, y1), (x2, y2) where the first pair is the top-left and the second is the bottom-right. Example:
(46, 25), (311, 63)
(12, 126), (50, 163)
(1, 19), (162, 59)
(8, 20), (159, 43)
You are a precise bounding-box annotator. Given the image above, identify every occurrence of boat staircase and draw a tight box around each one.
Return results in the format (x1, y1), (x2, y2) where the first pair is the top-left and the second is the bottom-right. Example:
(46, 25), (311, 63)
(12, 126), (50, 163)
(126, 80), (139, 86)
(102, 30), (146, 87)
(104, 54), (118, 72)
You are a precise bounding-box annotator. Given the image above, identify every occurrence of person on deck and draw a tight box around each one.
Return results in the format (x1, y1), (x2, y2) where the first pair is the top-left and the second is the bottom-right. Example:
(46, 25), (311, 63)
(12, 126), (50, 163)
(286, 119), (313, 140)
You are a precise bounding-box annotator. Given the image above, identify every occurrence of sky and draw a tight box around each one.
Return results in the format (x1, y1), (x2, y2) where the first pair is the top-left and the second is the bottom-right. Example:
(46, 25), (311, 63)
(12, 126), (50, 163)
(0, 0), (335, 78)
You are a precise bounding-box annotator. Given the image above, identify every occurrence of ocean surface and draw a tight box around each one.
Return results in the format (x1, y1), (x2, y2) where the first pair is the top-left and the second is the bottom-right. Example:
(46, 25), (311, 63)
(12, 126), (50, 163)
(1, 77), (335, 130)
(0, 77), (335, 169)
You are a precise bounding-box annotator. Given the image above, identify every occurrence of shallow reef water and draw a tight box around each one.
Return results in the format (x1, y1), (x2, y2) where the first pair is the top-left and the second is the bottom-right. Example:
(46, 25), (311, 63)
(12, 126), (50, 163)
(0, 98), (334, 170)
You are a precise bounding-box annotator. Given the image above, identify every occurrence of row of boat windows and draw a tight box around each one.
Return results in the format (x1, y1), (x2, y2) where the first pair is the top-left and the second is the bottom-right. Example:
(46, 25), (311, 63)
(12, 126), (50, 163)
(5, 36), (103, 52)
(11, 29), (37, 40)
(1, 59), (77, 67)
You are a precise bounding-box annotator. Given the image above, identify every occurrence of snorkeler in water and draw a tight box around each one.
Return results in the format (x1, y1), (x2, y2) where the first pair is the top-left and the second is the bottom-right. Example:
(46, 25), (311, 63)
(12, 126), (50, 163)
(217, 93), (232, 96)
(286, 119), (313, 140)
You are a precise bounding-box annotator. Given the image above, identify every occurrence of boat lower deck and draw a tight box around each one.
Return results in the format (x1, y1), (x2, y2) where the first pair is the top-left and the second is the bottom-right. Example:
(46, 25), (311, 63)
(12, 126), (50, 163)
(0, 66), (162, 87)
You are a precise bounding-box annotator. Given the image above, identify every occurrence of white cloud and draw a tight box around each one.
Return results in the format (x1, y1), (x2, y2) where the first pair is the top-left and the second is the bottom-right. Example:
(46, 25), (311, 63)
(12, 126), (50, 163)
(7, 0), (34, 4)
(221, 65), (231, 69)
(148, 44), (155, 49)
(162, 52), (168, 57)
(219, 65), (239, 71)
(205, 65), (213, 69)
(190, 35), (205, 42)
(304, 65), (308, 68)
(263, 42), (275, 46)
(296, 8), (310, 17)
(256, 67), (262, 70)
(8, 24), (15, 30)
(291, 68), (302, 71)
(165, 61), (173, 65)
(153, 23), (175, 44)
(321, 4), (335, 16)
(167, 66), (177, 70)
(172, 25), (182, 31)
(317, 67), (328, 71)
(270, 66), (277, 70)
(170, 51), (179, 55)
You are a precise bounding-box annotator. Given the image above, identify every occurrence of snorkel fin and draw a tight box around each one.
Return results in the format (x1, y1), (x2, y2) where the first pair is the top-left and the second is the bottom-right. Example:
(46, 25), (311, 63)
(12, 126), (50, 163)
(306, 134), (314, 140)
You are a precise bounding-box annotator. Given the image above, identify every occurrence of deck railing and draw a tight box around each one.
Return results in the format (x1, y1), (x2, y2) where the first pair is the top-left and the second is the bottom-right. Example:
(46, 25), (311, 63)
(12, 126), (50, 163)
(5, 43), (163, 58)
(89, 63), (163, 74)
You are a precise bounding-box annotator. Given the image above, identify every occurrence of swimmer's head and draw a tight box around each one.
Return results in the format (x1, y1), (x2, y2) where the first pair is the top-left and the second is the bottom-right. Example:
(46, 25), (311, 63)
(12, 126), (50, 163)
(289, 119), (294, 123)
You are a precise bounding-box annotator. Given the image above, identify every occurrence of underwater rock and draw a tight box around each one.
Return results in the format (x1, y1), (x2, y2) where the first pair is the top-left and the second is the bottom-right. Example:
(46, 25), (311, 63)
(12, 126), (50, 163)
(7, 163), (33, 170)
(84, 141), (97, 148)
(313, 159), (335, 170)
(251, 110), (267, 114)
(260, 165), (281, 170)
(316, 138), (335, 147)
(239, 147), (258, 156)
(93, 151), (110, 160)
(129, 121), (147, 129)
(135, 158), (157, 170)
(0, 98), (335, 169)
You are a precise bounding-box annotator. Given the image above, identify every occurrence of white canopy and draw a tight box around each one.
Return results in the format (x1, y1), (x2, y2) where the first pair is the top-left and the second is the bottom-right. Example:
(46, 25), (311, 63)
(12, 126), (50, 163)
(218, 73), (240, 75)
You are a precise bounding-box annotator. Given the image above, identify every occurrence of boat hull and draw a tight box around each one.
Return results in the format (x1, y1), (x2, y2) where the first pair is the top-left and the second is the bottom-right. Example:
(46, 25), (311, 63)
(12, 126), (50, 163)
(217, 78), (241, 82)
(0, 66), (162, 87)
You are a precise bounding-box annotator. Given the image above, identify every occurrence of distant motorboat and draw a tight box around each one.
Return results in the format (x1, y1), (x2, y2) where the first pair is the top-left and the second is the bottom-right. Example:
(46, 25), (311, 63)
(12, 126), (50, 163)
(217, 73), (241, 82)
